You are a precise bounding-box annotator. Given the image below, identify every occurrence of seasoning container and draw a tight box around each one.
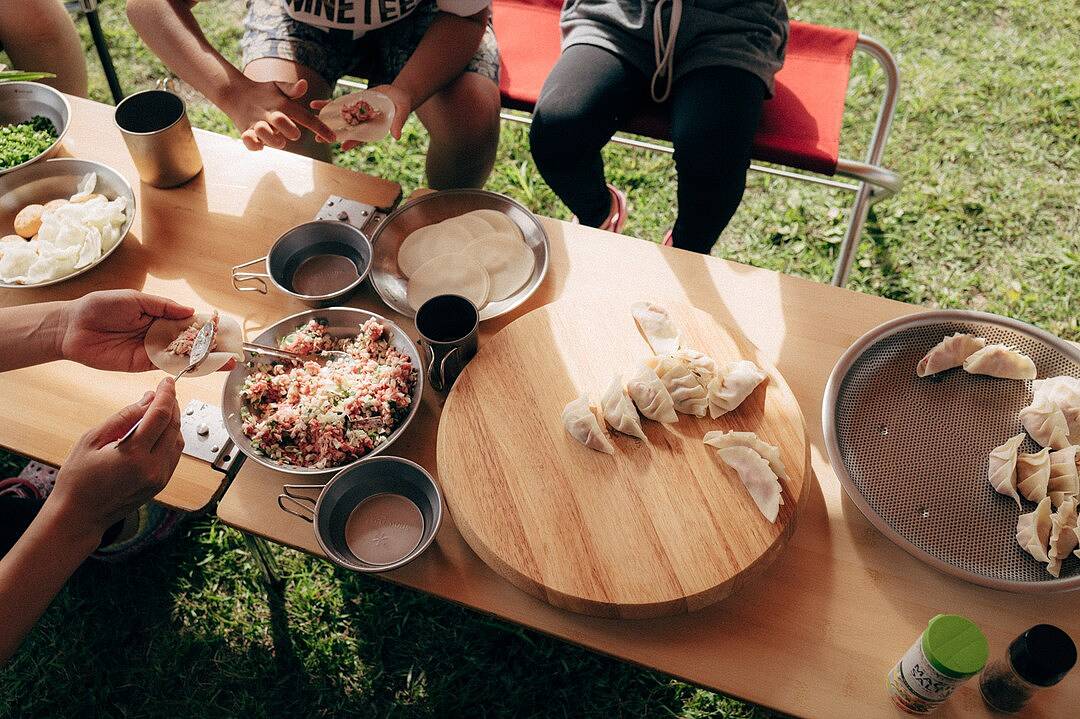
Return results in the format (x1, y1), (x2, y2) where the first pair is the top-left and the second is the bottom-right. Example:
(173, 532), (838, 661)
(979, 624), (1076, 713)
(887, 614), (989, 714)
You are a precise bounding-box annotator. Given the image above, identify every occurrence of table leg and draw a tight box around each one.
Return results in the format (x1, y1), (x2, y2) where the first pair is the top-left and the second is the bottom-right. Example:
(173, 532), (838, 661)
(243, 533), (284, 592)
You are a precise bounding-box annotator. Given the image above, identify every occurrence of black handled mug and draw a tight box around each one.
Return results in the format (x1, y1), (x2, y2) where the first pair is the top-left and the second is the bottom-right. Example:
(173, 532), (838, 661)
(415, 294), (479, 392)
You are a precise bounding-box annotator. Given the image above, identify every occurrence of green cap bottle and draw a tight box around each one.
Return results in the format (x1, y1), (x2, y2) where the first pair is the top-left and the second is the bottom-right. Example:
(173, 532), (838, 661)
(922, 614), (989, 679)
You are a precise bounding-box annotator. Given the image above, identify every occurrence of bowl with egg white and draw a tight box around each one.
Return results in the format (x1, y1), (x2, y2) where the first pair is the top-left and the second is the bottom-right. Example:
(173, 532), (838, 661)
(0, 158), (135, 288)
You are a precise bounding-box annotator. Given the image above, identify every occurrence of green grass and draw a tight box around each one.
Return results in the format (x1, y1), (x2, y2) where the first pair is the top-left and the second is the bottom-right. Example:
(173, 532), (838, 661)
(2, 0), (1078, 716)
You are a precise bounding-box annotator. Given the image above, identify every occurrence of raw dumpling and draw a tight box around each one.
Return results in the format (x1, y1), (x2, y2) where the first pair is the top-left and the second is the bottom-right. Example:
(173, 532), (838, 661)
(645, 355), (708, 417)
(707, 360), (767, 418)
(1033, 376), (1080, 444)
(631, 301), (680, 355)
(987, 433), (1025, 509)
(962, 344), (1037, 380)
(1016, 496), (1052, 563)
(1017, 448), (1051, 503)
(1047, 497), (1078, 577)
(715, 445), (784, 523)
(917, 333), (986, 377)
(1048, 445), (1079, 508)
(703, 430), (789, 481)
(626, 363), (678, 424)
(562, 394), (614, 454)
(1019, 398), (1071, 450)
(671, 347), (718, 382)
(144, 311), (244, 377)
(600, 375), (646, 440)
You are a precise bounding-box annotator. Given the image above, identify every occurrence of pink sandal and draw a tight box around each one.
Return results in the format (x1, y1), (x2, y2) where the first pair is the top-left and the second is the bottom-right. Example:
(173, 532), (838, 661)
(571, 184), (629, 233)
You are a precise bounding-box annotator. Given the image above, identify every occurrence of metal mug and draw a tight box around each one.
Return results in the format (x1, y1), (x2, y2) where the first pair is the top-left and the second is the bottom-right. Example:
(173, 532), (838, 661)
(415, 294), (479, 392)
(113, 89), (203, 188)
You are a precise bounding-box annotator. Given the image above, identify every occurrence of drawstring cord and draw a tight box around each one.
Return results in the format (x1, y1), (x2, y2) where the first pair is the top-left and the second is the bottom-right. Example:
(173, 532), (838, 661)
(650, 0), (683, 103)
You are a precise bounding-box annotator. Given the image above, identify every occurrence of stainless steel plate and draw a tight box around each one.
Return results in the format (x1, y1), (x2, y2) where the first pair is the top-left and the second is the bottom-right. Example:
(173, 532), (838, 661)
(0, 82), (70, 175)
(221, 307), (424, 476)
(823, 310), (1080, 592)
(0, 158), (136, 289)
(369, 189), (549, 321)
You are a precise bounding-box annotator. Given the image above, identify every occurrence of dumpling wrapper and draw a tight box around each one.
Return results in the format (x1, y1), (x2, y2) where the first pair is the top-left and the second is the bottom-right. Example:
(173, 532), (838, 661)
(988, 432), (1025, 509)
(317, 90), (395, 144)
(144, 312), (244, 377)
(962, 343), (1037, 380)
(703, 430), (789, 481)
(631, 301), (680, 355)
(1016, 496), (1053, 564)
(397, 221), (472, 277)
(406, 252), (490, 311)
(463, 232), (533, 302)
(469, 209), (524, 242)
(562, 394), (614, 454)
(716, 445), (784, 523)
(917, 333), (986, 377)
(442, 213), (495, 241)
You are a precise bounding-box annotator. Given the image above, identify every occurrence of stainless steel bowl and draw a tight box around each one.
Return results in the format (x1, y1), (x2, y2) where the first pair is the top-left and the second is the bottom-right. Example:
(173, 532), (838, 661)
(221, 307), (424, 476)
(232, 220), (372, 307)
(0, 82), (70, 175)
(277, 456), (443, 573)
(0, 158), (136, 289)
(369, 189), (549, 321)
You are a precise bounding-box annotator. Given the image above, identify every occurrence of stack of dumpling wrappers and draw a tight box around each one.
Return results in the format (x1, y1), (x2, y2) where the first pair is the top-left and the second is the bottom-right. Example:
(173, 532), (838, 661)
(918, 333), (1080, 576)
(561, 302), (785, 523)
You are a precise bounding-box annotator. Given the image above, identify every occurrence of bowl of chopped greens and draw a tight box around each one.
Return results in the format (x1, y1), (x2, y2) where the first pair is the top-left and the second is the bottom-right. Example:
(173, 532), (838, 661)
(0, 82), (70, 175)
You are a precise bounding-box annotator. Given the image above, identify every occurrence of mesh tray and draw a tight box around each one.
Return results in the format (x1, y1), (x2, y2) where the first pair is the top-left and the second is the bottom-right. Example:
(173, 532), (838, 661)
(823, 310), (1080, 592)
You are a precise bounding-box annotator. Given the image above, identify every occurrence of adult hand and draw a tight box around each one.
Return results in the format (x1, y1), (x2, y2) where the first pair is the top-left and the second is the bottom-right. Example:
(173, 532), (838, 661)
(311, 84), (413, 150)
(48, 377), (183, 539)
(227, 77), (336, 151)
(59, 289), (194, 372)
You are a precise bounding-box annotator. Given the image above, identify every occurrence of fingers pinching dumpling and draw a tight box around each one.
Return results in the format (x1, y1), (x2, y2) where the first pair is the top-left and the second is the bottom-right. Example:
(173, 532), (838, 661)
(987, 433), (1025, 509)
(562, 394), (614, 454)
(600, 375), (647, 440)
(962, 344), (1037, 380)
(917, 333), (986, 377)
(626, 363), (678, 424)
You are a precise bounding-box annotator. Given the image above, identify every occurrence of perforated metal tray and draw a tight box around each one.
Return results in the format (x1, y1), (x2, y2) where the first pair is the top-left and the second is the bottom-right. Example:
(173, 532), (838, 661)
(823, 310), (1080, 592)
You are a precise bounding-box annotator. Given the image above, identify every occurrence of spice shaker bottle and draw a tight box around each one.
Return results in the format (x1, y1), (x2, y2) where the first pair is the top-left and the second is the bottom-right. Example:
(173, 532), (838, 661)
(979, 624), (1076, 713)
(887, 614), (989, 714)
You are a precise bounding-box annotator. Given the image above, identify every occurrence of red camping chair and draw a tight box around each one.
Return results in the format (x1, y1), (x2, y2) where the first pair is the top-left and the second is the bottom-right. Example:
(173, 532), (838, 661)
(491, 0), (900, 287)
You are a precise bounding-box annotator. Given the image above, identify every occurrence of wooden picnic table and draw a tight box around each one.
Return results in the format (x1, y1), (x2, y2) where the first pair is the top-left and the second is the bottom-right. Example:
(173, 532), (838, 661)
(0, 96), (400, 511)
(1, 97), (1074, 717)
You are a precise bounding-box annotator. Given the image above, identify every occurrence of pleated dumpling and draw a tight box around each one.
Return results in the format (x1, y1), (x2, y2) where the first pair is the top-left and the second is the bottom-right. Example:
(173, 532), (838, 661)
(706, 360), (767, 418)
(645, 355), (707, 417)
(630, 301), (680, 355)
(626, 363), (678, 424)
(1048, 445), (1079, 508)
(1033, 376), (1080, 444)
(1016, 496), (1052, 563)
(671, 347), (718, 383)
(917, 333), (986, 377)
(962, 344), (1037, 380)
(715, 445), (784, 523)
(1017, 448), (1051, 503)
(987, 433), (1025, 508)
(1019, 398), (1071, 450)
(703, 430), (789, 481)
(562, 394), (614, 454)
(1047, 497), (1078, 577)
(600, 375), (646, 440)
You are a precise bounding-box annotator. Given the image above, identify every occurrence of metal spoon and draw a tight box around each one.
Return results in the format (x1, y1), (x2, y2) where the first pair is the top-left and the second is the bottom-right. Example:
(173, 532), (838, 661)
(242, 341), (349, 364)
(116, 321), (215, 445)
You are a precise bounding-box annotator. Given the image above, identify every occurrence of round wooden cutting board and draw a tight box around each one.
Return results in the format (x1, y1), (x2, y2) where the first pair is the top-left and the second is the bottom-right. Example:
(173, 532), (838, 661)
(437, 300), (809, 618)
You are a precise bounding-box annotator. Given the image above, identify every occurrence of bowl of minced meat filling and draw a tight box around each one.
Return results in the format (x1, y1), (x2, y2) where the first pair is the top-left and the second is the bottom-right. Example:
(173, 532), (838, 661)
(232, 312), (421, 472)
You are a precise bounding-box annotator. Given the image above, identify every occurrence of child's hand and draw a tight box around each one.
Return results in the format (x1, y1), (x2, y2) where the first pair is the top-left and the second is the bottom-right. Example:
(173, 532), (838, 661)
(228, 78), (335, 151)
(370, 84), (413, 141)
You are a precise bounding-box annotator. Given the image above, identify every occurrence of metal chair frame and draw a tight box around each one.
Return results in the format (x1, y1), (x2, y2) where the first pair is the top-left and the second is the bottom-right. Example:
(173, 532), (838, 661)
(342, 35), (900, 287)
(66, 0), (124, 104)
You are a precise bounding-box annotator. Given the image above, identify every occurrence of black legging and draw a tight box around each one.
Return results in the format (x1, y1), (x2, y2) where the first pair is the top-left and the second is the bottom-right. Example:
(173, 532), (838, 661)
(529, 44), (766, 254)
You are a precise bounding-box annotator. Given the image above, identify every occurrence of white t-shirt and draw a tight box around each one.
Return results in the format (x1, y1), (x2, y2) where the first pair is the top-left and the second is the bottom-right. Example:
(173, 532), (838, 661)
(282, 0), (490, 36)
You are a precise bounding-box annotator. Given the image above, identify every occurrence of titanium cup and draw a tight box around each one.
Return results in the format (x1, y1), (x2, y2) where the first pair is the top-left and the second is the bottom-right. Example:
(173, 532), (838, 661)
(113, 89), (203, 188)
(415, 294), (479, 392)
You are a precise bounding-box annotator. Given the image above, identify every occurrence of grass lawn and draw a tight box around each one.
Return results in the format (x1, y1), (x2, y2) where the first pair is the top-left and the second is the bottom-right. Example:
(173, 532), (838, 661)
(2, 0), (1078, 716)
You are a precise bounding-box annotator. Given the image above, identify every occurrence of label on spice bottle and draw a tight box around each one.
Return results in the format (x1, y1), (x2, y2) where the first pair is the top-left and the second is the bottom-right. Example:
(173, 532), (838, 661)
(892, 639), (966, 709)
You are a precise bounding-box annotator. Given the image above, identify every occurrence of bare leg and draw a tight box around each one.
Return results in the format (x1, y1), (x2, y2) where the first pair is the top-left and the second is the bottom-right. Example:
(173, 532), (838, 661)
(0, 0), (88, 97)
(415, 72), (501, 189)
(243, 57), (333, 161)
